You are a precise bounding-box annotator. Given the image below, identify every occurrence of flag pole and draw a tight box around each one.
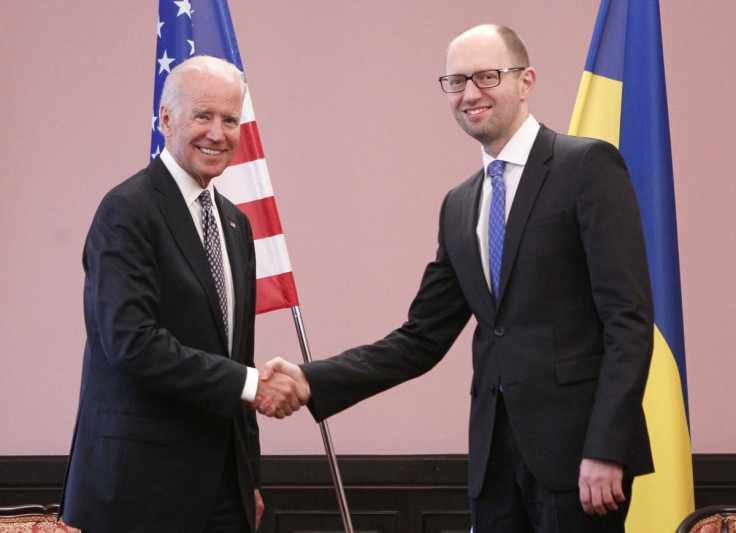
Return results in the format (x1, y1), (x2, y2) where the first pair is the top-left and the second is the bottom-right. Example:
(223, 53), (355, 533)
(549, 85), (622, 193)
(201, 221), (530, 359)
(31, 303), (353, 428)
(291, 305), (355, 533)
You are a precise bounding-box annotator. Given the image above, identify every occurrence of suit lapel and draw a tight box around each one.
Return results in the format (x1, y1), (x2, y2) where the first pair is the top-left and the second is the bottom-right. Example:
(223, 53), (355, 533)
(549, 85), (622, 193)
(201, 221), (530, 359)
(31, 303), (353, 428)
(215, 190), (250, 363)
(497, 126), (555, 305)
(461, 170), (495, 316)
(148, 157), (230, 351)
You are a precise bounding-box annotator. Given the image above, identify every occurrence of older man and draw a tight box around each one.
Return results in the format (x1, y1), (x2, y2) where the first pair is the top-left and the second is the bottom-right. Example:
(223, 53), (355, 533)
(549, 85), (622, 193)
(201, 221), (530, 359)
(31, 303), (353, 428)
(60, 56), (308, 533)
(262, 25), (654, 533)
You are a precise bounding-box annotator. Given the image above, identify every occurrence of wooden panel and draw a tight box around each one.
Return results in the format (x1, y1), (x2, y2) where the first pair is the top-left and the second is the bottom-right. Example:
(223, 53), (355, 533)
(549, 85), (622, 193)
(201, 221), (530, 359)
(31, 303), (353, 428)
(418, 511), (471, 533)
(273, 510), (398, 533)
(0, 454), (733, 532)
(693, 454), (736, 508)
(257, 484), (469, 533)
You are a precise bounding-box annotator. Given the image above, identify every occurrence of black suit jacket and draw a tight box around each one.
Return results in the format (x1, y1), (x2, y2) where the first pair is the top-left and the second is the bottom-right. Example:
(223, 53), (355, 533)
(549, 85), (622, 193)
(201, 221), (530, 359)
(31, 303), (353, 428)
(302, 125), (654, 497)
(60, 156), (260, 532)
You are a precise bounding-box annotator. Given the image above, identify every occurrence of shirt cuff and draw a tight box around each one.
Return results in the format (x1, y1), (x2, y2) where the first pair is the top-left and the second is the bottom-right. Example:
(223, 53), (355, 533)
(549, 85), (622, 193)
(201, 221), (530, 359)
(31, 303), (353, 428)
(241, 366), (259, 403)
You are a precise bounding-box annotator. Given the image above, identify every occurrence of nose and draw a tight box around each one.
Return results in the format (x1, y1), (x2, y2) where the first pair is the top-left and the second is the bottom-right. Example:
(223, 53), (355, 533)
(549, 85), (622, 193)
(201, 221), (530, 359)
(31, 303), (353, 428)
(207, 119), (226, 142)
(462, 79), (483, 101)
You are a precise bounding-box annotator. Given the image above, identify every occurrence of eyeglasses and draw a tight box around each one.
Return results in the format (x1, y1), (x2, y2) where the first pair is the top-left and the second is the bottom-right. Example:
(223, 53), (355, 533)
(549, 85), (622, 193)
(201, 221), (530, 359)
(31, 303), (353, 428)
(438, 68), (526, 93)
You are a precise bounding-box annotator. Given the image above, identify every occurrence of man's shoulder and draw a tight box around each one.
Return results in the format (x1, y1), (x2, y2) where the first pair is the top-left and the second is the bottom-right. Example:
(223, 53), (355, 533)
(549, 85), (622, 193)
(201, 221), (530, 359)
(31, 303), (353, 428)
(442, 167), (484, 216)
(113, 167), (153, 192)
(452, 167), (485, 193)
(103, 158), (167, 201)
(92, 162), (168, 225)
(525, 125), (623, 171)
(542, 125), (617, 153)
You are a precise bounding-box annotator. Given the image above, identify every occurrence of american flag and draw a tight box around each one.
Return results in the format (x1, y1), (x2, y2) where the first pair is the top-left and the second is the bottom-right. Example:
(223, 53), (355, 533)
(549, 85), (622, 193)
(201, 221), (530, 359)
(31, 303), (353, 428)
(151, 0), (299, 314)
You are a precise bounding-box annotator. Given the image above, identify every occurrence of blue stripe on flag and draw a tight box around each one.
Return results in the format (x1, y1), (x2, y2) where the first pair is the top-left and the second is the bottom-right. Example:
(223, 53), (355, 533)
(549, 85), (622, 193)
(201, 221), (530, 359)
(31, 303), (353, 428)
(619, 0), (689, 415)
(191, 0), (243, 71)
(584, 0), (627, 81)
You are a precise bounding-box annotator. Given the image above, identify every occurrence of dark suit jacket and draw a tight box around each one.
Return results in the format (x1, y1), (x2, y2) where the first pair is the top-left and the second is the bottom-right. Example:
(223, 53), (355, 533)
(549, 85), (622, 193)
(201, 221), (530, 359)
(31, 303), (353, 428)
(302, 125), (654, 498)
(60, 156), (260, 532)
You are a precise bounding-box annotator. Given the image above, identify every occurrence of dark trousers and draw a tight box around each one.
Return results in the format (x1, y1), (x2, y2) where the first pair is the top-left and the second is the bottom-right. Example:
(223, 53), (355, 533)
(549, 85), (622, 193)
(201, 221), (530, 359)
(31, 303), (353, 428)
(203, 436), (252, 533)
(82, 438), (251, 533)
(470, 394), (633, 533)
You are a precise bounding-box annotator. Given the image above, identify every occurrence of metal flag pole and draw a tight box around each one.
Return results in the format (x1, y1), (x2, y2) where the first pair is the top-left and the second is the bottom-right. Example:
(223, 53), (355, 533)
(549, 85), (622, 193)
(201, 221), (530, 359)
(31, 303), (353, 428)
(291, 305), (355, 533)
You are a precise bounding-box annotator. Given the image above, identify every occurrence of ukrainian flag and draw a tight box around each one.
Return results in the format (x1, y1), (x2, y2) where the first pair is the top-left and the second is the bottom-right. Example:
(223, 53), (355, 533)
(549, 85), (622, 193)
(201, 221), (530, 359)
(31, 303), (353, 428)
(569, 0), (695, 530)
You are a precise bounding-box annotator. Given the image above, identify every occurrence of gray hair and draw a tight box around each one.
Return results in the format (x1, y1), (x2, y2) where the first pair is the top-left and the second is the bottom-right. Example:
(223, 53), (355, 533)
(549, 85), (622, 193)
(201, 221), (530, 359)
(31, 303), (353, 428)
(158, 55), (247, 131)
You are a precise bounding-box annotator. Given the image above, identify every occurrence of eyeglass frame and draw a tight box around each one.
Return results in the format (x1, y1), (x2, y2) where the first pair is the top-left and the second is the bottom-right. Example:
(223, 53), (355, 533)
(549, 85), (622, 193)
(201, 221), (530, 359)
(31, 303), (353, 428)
(438, 67), (527, 93)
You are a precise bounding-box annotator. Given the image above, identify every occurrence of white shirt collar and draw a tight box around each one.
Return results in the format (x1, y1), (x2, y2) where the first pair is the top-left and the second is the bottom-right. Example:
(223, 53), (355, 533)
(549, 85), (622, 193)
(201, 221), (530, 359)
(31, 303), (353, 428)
(160, 148), (214, 206)
(482, 114), (541, 173)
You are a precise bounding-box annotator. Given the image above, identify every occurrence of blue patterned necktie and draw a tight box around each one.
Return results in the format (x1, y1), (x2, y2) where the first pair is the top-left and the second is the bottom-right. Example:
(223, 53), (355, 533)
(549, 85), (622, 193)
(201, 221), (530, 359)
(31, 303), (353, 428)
(488, 160), (506, 305)
(199, 190), (228, 333)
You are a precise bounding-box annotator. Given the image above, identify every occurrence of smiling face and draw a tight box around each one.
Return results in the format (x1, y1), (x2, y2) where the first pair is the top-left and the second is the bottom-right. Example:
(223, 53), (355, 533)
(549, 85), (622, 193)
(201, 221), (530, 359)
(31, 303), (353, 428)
(445, 27), (535, 157)
(160, 70), (242, 188)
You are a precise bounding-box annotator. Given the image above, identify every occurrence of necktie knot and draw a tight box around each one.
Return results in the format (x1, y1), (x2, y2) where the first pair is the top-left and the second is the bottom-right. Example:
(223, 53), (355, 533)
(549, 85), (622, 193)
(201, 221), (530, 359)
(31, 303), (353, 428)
(199, 189), (212, 208)
(488, 159), (505, 184)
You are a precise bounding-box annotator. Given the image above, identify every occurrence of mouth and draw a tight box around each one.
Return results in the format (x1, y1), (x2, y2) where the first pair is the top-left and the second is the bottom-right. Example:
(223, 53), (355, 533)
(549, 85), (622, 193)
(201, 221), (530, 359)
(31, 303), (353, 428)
(464, 106), (490, 116)
(199, 147), (223, 155)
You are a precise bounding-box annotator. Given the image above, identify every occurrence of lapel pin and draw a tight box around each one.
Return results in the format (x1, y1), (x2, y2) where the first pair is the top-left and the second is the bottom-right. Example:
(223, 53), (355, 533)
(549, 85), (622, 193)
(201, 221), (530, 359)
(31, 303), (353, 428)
(230, 221), (237, 228)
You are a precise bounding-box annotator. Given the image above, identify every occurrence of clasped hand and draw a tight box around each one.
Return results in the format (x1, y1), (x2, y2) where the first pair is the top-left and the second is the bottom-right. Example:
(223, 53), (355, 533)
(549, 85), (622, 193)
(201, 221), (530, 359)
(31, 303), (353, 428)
(250, 357), (310, 419)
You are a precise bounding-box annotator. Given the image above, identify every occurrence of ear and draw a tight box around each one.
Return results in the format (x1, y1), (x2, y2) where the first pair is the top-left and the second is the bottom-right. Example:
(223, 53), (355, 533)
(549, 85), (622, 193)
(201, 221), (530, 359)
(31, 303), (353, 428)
(159, 105), (172, 136)
(519, 67), (536, 102)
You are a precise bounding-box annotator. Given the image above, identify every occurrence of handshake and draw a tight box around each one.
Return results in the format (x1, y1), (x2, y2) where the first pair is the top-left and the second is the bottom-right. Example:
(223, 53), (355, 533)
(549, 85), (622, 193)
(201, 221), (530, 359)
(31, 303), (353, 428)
(251, 358), (310, 419)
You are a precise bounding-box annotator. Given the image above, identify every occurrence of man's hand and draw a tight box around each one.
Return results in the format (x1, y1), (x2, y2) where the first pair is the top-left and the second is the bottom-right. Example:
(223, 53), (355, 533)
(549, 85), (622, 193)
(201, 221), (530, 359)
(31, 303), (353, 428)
(578, 458), (625, 515)
(251, 359), (309, 418)
(254, 489), (264, 530)
(253, 357), (310, 418)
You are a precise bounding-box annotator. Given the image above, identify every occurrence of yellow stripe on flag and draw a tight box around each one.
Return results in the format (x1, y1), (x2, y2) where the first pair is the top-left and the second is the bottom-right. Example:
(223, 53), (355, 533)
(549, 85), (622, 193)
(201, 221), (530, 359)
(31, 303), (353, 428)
(626, 326), (694, 531)
(568, 71), (622, 147)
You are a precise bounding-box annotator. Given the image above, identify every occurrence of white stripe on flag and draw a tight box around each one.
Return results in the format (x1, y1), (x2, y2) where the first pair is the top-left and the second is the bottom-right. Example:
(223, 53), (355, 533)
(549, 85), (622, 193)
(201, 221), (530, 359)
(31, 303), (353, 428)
(242, 89), (256, 123)
(254, 234), (293, 279)
(214, 160), (274, 204)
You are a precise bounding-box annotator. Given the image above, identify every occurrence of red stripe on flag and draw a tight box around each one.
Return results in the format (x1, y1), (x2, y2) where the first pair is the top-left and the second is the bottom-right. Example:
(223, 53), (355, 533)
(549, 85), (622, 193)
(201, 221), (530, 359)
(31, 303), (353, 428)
(256, 272), (299, 314)
(231, 121), (265, 165)
(237, 197), (283, 240)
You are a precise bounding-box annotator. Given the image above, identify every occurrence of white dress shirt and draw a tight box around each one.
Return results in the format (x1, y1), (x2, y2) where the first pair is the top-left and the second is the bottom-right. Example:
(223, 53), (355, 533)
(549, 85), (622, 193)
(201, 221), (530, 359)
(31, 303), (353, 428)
(476, 115), (541, 292)
(161, 148), (258, 403)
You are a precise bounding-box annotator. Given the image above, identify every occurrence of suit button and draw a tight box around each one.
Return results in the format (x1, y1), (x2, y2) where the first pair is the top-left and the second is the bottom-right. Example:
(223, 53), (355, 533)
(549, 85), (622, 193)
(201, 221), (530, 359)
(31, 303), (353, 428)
(494, 326), (506, 336)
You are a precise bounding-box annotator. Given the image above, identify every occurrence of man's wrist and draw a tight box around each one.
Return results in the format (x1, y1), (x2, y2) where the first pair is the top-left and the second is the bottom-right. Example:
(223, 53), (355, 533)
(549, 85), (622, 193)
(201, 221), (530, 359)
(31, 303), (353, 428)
(241, 366), (258, 403)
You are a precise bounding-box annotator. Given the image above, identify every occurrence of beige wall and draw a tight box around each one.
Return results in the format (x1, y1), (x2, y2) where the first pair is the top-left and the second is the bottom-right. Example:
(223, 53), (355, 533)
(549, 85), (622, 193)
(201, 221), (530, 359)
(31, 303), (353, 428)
(2, 1), (735, 456)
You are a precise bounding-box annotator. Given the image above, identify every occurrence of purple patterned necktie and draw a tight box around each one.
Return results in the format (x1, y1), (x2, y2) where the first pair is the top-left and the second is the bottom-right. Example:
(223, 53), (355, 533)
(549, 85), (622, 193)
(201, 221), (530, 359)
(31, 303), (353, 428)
(488, 160), (506, 305)
(199, 190), (228, 332)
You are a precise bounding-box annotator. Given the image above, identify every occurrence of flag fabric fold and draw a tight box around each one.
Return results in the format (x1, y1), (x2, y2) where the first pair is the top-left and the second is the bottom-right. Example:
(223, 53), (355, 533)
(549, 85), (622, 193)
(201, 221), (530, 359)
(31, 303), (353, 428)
(151, 0), (299, 314)
(569, 1), (694, 530)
